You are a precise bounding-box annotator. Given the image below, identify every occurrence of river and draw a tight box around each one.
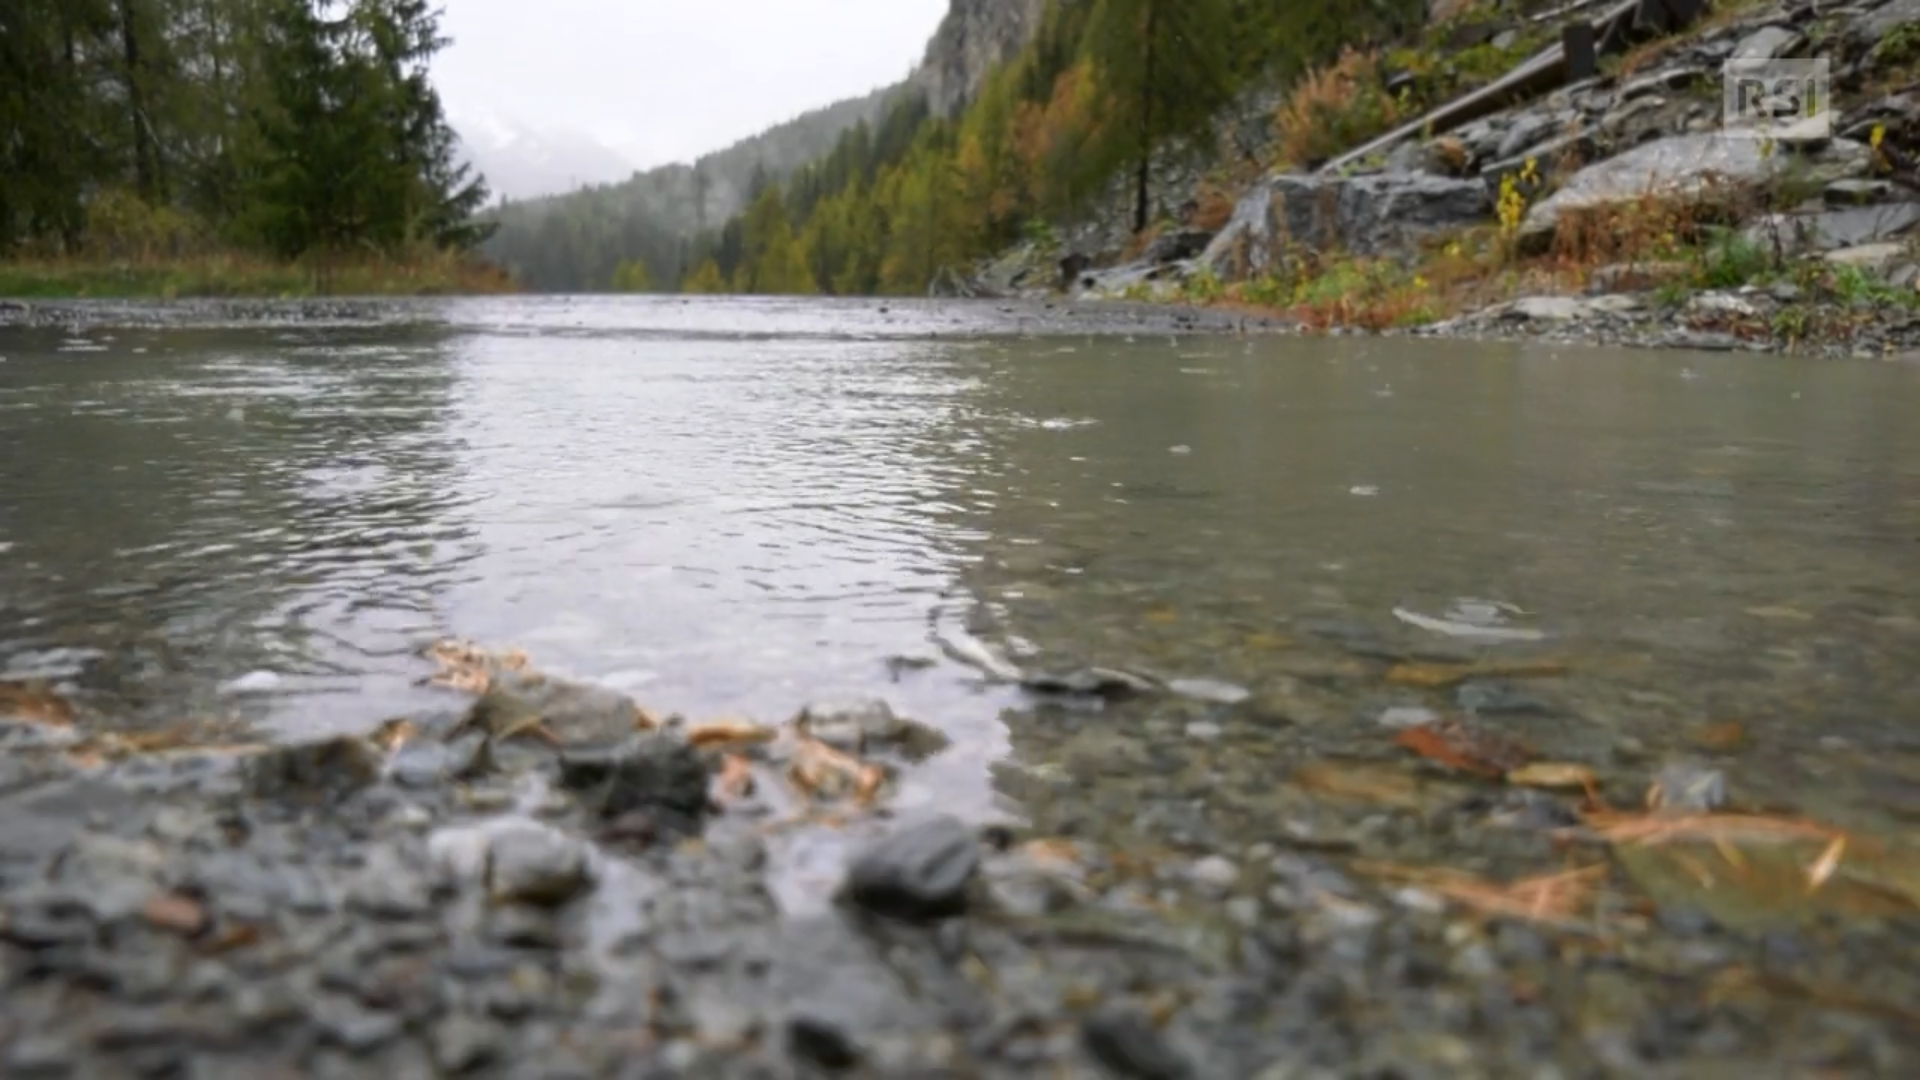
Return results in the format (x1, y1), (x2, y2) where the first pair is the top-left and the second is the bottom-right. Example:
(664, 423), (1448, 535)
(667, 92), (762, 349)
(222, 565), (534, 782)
(4, 297), (1920, 830)
(4, 296), (1920, 1074)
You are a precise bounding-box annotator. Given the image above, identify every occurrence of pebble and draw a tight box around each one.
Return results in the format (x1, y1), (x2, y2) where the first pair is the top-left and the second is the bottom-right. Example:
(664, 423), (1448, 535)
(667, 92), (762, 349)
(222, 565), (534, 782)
(1183, 720), (1223, 740)
(1081, 1008), (1194, 1080)
(482, 820), (594, 907)
(1188, 855), (1240, 893)
(1377, 704), (1440, 729)
(841, 815), (980, 921)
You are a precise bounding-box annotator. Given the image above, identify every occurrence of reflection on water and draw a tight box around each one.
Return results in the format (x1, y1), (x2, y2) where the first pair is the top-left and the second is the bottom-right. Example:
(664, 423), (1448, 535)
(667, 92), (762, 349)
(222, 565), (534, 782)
(3, 299), (1920, 837)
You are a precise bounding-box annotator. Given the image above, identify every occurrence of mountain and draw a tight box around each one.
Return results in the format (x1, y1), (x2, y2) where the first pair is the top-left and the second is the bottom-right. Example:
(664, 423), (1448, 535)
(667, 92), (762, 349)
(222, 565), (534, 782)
(450, 107), (638, 203)
(479, 84), (899, 290)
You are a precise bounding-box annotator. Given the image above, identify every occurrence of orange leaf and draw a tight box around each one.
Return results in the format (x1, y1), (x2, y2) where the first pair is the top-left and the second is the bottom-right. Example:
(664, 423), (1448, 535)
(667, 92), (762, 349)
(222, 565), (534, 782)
(1394, 721), (1533, 778)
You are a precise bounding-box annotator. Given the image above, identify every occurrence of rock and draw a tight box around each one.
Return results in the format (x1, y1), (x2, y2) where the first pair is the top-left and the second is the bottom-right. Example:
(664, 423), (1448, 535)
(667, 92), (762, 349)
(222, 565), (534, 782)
(482, 819), (593, 907)
(1849, 0), (1920, 53)
(1020, 666), (1160, 702)
(386, 731), (491, 788)
(840, 815), (980, 921)
(1732, 26), (1802, 61)
(1166, 677), (1250, 705)
(1518, 133), (1872, 252)
(1649, 763), (1728, 813)
(1141, 228), (1215, 265)
(459, 670), (648, 746)
(1201, 171), (1491, 278)
(1503, 295), (1590, 321)
(1824, 241), (1912, 276)
(786, 1013), (861, 1071)
(348, 845), (436, 919)
(557, 734), (711, 833)
(1081, 1008), (1194, 1080)
(243, 736), (382, 804)
(1744, 203), (1920, 254)
(1377, 705), (1441, 730)
(428, 1014), (501, 1074)
(796, 697), (951, 761)
(1188, 855), (1240, 894)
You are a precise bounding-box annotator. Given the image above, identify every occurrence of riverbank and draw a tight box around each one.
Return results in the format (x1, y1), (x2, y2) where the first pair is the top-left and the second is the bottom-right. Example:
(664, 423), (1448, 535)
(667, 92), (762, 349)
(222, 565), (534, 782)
(5, 630), (1918, 1077)
(0, 253), (516, 301)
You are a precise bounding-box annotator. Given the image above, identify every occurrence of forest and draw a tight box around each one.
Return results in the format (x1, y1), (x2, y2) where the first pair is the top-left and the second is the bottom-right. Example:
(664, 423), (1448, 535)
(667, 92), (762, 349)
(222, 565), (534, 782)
(0, 0), (495, 294)
(499, 0), (1428, 297)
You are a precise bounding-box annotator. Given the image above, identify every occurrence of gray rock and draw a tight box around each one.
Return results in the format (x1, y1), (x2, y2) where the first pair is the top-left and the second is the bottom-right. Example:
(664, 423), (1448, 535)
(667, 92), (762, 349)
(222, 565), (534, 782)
(787, 1013), (861, 1071)
(1201, 171), (1491, 278)
(1141, 228), (1215, 265)
(557, 734), (711, 831)
(1020, 666), (1160, 701)
(1166, 677), (1250, 705)
(243, 736), (382, 805)
(1082, 1008), (1194, 1080)
(1519, 133), (1872, 251)
(347, 845), (435, 920)
(386, 730), (490, 788)
(1651, 762), (1728, 812)
(1732, 26), (1802, 61)
(429, 1014), (502, 1073)
(797, 697), (951, 761)
(1824, 240), (1913, 275)
(840, 815), (979, 921)
(1744, 202), (1920, 254)
(482, 820), (593, 907)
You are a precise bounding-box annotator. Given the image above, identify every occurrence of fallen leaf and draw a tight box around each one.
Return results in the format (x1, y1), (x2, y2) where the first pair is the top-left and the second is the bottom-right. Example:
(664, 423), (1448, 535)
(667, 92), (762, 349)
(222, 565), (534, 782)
(713, 754), (755, 803)
(1294, 761), (1432, 809)
(1356, 861), (1605, 927)
(787, 735), (885, 805)
(1395, 721), (1534, 778)
(369, 718), (418, 752)
(1384, 659), (1570, 689)
(1805, 835), (1846, 893)
(1143, 606), (1180, 625)
(0, 679), (77, 726)
(1507, 762), (1598, 791)
(1691, 720), (1749, 753)
(142, 892), (210, 937)
(686, 718), (776, 748)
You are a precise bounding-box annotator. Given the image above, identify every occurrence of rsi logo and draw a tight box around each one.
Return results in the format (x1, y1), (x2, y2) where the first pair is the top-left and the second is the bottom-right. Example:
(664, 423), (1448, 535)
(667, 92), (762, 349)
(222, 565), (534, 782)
(1723, 61), (1831, 135)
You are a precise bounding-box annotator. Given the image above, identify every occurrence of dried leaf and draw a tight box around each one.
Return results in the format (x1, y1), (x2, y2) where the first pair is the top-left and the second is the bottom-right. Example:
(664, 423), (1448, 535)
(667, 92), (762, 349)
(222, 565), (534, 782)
(686, 718), (777, 748)
(370, 718), (418, 752)
(1506, 762), (1597, 791)
(787, 735), (881, 803)
(1294, 761), (1432, 809)
(1384, 659), (1569, 690)
(0, 679), (77, 726)
(1744, 605), (1813, 621)
(1356, 861), (1604, 926)
(1395, 721), (1533, 778)
(1806, 835), (1846, 893)
(714, 754), (755, 803)
(1691, 720), (1749, 753)
(142, 892), (210, 937)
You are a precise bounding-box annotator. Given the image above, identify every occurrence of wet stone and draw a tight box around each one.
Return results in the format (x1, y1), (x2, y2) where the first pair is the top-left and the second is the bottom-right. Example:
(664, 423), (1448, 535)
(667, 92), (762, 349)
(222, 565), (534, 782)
(1082, 1008), (1194, 1080)
(798, 696), (952, 761)
(841, 815), (980, 921)
(387, 731), (491, 788)
(308, 994), (405, 1053)
(484, 820), (593, 907)
(348, 845), (436, 919)
(430, 1013), (502, 1074)
(1020, 666), (1160, 702)
(1650, 762), (1728, 812)
(787, 1013), (862, 1071)
(557, 735), (711, 834)
(243, 736), (382, 805)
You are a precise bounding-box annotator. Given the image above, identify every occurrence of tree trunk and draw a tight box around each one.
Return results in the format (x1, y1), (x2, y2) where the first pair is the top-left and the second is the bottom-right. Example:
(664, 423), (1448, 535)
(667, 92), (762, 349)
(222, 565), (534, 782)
(1133, 0), (1157, 235)
(119, 0), (157, 200)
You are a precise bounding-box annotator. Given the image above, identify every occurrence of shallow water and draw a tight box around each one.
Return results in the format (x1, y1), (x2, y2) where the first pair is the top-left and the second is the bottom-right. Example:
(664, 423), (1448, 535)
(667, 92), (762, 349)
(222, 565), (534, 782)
(3, 296), (1919, 842)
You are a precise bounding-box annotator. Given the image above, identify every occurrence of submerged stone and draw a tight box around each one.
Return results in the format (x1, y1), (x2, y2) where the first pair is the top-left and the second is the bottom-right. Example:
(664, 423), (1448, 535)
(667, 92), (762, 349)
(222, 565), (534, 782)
(841, 815), (980, 922)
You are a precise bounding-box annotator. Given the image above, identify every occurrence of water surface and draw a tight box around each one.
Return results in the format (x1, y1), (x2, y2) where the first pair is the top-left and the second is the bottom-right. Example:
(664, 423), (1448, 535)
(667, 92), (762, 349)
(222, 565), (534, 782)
(3, 296), (1918, 835)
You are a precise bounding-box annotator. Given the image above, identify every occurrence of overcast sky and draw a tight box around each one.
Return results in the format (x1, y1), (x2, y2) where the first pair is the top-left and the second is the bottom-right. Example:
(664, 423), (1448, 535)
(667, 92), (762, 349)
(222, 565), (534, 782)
(435, 0), (951, 168)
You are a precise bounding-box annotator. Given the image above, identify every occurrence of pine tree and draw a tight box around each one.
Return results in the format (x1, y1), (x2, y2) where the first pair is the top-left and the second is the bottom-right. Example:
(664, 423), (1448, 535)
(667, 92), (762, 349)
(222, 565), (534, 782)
(1084, 0), (1238, 234)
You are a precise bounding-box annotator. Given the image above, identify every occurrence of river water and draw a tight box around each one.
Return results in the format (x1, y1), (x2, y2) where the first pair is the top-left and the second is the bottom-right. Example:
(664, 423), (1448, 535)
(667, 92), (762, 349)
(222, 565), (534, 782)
(3, 296), (1920, 843)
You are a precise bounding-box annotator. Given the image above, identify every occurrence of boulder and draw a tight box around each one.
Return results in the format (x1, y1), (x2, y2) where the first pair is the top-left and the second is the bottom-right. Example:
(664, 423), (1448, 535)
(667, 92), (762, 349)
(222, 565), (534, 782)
(1199, 171), (1492, 278)
(1517, 132), (1872, 251)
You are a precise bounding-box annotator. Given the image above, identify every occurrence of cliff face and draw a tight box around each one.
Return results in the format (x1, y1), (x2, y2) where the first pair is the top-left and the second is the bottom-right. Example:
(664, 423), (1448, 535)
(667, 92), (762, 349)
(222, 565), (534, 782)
(909, 0), (1048, 118)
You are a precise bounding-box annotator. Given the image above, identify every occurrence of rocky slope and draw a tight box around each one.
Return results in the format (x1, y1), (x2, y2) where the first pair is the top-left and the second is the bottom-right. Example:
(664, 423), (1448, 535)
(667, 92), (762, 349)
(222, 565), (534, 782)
(980, 0), (1920, 356)
(908, 0), (1049, 118)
